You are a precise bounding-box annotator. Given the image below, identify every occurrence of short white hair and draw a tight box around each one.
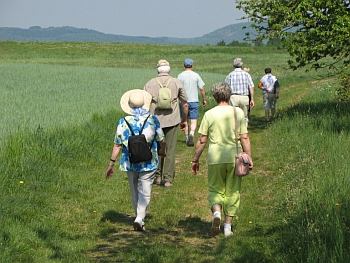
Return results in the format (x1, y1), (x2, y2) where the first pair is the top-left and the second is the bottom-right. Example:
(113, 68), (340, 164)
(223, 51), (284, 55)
(157, 65), (170, 73)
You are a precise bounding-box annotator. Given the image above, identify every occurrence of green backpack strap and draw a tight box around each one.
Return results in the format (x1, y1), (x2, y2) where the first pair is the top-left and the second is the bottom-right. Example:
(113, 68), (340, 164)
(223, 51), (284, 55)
(165, 77), (173, 87)
(156, 77), (173, 88)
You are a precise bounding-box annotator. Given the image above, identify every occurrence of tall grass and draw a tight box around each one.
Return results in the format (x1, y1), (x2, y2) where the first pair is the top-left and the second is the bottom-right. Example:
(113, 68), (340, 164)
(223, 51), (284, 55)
(260, 83), (350, 262)
(0, 41), (349, 262)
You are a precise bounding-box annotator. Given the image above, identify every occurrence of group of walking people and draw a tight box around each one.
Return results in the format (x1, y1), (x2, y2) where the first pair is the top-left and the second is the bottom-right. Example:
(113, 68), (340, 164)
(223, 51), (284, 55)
(105, 57), (280, 236)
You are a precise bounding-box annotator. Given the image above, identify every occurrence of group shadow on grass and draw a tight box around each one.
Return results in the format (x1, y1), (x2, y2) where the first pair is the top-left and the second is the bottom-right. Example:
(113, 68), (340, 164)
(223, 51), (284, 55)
(91, 210), (288, 263)
(91, 210), (219, 262)
(98, 210), (213, 239)
(89, 100), (350, 262)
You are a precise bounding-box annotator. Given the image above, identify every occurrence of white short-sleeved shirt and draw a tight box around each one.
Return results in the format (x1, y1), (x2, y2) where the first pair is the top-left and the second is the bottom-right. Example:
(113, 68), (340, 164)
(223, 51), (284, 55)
(260, 73), (278, 94)
(177, 70), (205, 102)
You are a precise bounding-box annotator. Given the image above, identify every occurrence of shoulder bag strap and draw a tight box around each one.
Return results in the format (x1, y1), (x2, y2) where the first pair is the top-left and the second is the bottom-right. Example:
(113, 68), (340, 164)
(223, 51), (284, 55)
(233, 107), (239, 154)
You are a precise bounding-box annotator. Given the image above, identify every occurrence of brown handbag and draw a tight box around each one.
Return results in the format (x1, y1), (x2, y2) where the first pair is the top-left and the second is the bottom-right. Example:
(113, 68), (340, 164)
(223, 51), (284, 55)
(233, 107), (252, 176)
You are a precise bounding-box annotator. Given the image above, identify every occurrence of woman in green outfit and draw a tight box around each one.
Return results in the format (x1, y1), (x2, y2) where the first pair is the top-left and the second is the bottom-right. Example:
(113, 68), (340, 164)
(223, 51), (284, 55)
(191, 82), (253, 237)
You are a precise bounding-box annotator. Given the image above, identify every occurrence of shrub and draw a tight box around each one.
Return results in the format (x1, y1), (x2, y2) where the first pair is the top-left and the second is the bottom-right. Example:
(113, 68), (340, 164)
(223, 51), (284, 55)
(335, 73), (350, 102)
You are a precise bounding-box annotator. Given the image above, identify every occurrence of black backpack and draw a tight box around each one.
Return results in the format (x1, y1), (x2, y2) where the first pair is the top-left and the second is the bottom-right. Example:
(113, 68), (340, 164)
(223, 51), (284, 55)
(123, 115), (152, 163)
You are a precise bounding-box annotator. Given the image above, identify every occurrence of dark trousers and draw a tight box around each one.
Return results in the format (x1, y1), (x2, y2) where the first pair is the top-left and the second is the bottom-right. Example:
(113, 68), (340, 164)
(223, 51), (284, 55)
(156, 124), (179, 183)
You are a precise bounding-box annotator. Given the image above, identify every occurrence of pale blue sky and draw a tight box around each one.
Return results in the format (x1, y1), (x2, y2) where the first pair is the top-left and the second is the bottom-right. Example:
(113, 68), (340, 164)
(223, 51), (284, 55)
(0, 0), (247, 38)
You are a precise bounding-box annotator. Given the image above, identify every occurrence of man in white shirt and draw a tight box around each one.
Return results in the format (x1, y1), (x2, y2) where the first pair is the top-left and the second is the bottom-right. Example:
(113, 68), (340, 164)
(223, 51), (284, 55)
(178, 58), (207, 146)
(258, 68), (280, 122)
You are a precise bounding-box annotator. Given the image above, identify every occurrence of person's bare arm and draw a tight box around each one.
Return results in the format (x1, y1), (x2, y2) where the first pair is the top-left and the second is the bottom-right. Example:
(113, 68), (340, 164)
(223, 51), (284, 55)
(275, 87), (280, 99)
(158, 139), (166, 158)
(180, 100), (189, 131)
(106, 144), (122, 179)
(258, 81), (264, 90)
(191, 134), (208, 175)
(249, 86), (255, 108)
(199, 87), (207, 106)
(275, 80), (280, 99)
(240, 133), (253, 169)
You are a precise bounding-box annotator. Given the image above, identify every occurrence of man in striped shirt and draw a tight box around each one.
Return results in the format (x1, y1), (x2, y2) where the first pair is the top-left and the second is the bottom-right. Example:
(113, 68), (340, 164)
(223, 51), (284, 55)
(225, 58), (255, 126)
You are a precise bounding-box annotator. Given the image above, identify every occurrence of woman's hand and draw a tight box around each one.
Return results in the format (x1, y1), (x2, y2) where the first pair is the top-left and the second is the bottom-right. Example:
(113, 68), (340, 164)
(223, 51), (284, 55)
(159, 148), (166, 158)
(106, 166), (114, 179)
(191, 162), (199, 175)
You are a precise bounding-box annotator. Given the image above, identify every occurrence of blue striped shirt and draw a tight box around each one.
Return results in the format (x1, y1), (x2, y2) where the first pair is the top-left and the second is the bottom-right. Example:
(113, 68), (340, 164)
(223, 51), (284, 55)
(225, 68), (254, 96)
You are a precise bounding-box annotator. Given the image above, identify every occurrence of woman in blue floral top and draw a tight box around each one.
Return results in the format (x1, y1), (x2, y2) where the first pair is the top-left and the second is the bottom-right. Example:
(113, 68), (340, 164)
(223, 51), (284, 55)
(106, 89), (166, 231)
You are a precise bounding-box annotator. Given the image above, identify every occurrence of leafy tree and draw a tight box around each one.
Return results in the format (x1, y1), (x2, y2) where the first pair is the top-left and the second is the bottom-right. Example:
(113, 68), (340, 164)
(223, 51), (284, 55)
(336, 74), (350, 101)
(227, 40), (240, 46)
(216, 39), (226, 46)
(237, 0), (350, 72)
(267, 36), (282, 47)
(253, 39), (264, 47)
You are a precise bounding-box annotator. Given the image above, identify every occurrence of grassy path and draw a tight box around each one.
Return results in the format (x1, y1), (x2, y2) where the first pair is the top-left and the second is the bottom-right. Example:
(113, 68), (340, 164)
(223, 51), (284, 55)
(88, 82), (316, 262)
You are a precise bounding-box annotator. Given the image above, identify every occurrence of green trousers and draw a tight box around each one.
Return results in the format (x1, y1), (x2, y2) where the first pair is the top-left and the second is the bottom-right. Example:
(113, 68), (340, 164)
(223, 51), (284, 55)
(207, 163), (242, 216)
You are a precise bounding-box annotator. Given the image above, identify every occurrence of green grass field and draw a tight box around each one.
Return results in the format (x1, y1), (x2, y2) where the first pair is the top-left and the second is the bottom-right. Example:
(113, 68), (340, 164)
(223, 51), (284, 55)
(0, 41), (349, 263)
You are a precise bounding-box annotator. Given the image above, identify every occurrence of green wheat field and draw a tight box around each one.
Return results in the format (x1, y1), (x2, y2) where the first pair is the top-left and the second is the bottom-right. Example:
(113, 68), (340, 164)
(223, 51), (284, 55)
(0, 41), (349, 263)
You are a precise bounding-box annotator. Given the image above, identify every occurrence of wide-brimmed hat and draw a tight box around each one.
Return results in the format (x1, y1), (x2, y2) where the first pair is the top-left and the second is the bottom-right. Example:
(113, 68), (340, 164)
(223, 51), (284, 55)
(120, 89), (152, 115)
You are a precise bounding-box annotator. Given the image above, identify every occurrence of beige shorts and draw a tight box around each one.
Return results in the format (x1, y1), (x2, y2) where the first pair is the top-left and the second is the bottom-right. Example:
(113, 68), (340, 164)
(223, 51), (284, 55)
(229, 95), (249, 123)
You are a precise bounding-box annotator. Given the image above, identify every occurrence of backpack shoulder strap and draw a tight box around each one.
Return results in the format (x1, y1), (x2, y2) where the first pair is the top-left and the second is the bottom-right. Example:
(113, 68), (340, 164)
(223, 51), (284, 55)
(123, 118), (135, 136)
(139, 115), (150, 134)
(156, 78), (163, 88)
(156, 77), (173, 88)
(164, 77), (173, 88)
(124, 115), (150, 135)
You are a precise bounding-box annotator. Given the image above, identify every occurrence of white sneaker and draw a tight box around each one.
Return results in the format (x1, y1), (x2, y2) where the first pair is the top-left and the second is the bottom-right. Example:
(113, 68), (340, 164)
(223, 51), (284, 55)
(211, 213), (221, 236)
(224, 229), (233, 237)
(133, 217), (146, 231)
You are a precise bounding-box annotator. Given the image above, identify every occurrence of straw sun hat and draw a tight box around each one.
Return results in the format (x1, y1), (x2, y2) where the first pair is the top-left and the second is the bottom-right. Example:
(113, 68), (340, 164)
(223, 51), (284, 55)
(120, 89), (152, 115)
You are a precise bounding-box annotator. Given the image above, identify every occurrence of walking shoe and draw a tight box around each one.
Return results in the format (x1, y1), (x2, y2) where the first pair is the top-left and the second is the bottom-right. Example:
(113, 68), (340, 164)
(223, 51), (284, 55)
(186, 134), (194, 147)
(224, 229), (233, 237)
(164, 181), (173, 188)
(133, 218), (146, 231)
(211, 213), (221, 237)
(153, 177), (162, 185)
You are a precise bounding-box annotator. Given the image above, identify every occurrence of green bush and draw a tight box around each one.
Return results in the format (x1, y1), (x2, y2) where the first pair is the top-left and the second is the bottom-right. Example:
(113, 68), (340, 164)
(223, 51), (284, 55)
(335, 73), (350, 101)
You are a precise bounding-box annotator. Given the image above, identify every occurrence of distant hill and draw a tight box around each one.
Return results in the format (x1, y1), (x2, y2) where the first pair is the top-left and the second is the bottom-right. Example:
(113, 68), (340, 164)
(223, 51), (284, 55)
(0, 23), (255, 45)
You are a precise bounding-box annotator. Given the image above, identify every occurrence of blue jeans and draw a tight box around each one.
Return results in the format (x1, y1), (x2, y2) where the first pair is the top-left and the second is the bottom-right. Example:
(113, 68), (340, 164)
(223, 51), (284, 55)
(180, 102), (199, 119)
